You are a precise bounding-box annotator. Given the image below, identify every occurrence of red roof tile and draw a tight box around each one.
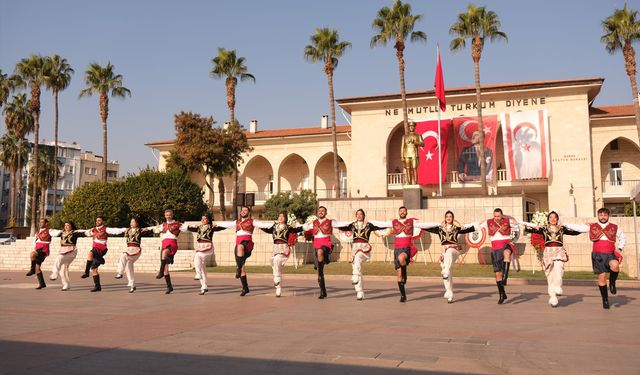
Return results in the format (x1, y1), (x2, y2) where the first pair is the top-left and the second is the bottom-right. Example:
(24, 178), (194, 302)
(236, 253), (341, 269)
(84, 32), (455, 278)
(589, 104), (635, 118)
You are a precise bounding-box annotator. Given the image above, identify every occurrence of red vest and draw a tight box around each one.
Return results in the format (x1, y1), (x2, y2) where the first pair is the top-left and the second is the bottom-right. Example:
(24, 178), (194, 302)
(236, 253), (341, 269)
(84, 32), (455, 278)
(589, 223), (617, 242)
(392, 218), (414, 236)
(312, 219), (332, 235)
(487, 218), (511, 236)
(236, 218), (254, 233)
(91, 226), (107, 241)
(162, 221), (183, 236)
(37, 228), (51, 242)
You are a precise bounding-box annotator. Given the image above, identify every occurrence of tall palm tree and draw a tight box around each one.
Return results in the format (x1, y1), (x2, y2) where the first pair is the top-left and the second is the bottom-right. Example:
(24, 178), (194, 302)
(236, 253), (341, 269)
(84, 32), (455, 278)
(44, 55), (74, 215)
(3, 93), (34, 225)
(210, 48), (255, 217)
(601, 3), (640, 142)
(0, 69), (20, 108)
(450, 4), (507, 195)
(79, 62), (131, 182)
(15, 54), (48, 232)
(29, 147), (60, 218)
(371, 0), (427, 135)
(0, 132), (23, 225)
(304, 27), (351, 198)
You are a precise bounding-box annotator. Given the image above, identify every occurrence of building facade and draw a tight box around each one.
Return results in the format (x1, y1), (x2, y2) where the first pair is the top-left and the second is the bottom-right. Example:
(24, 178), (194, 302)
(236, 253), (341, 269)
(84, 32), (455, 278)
(79, 151), (120, 186)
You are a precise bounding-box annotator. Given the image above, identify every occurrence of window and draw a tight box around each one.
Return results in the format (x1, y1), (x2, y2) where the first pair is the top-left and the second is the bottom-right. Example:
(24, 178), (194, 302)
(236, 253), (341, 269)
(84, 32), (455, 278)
(107, 171), (117, 178)
(84, 167), (91, 174)
(610, 139), (619, 150)
(524, 199), (538, 223)
(609, 163), (622, 186)
(268, 175), (274, 195)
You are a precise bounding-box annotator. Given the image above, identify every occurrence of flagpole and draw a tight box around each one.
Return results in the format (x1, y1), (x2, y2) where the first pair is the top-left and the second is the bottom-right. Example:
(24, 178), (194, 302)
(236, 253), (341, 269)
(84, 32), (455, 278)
(436, 45), (443, 197)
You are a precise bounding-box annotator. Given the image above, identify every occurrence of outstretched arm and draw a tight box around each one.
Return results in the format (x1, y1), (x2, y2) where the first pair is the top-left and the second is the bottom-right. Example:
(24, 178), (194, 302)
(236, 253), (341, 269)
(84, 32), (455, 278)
(617, 229), (626, 250)
(414, 221), (440, 229)
(368, 220), (392, 228)
(563, 223), (590, 233)
(49, 229), (63, 237)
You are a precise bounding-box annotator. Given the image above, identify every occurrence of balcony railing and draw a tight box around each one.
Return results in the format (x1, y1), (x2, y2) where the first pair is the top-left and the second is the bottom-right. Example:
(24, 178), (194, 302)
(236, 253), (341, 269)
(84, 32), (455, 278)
(316, 189), (347, 199)
(602, 179), (640, 197)
(387, 173), (406, 186)
(388, 169), (543, 188)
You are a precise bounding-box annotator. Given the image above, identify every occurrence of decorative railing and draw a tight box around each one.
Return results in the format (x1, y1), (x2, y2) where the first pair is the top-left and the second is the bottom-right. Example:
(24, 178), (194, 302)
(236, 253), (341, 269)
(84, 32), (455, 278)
(602, 179), (640, 196)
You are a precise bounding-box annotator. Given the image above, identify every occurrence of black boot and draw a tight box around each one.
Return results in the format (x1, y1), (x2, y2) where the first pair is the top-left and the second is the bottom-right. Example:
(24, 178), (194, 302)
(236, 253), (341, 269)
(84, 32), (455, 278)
(235, 255), (245, 279)
(91, 275), (101, 292)
(81, 260), (92, 278)
(599, 285), (609, 309)
(240, 275), (249, 296)
(35, 272), (46, 289)
(317, 275), (327, 299)
(501, 262), (510, 285)
(401, 266), (407, 285)
(497, 281), (507, 304)
(609, 272), (618, 295)
(156, 259), (166, 279)
(398, 281), (406, 302)
(26, 261), (36, 276)
(164, 275), (173, 294)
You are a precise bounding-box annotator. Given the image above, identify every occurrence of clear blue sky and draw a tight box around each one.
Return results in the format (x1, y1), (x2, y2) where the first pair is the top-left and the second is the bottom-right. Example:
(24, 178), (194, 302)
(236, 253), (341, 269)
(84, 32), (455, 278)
(1, 0), (638, 174)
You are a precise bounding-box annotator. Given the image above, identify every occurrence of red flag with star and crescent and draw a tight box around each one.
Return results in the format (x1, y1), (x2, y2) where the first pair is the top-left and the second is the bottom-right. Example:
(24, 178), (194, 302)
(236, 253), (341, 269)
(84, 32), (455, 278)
(434, 46), (446, 111)
(452, 115), (499, 182)
(416, 119), (451, 185)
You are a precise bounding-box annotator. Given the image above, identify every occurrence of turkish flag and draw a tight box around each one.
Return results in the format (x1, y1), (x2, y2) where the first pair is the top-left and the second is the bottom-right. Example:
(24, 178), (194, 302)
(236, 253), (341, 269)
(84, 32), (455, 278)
(452, 115), (499, 182)
(416, 119), (451, 185)
(434, 47), (446, 111)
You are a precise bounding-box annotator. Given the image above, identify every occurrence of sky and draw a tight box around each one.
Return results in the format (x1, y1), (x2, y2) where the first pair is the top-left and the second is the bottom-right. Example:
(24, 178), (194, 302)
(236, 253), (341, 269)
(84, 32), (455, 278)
(1, 0), (638, 174)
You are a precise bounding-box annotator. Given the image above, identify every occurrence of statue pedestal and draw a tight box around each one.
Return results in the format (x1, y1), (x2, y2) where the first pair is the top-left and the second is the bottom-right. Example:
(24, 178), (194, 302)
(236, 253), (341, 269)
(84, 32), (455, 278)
(402, 185), (422, 209)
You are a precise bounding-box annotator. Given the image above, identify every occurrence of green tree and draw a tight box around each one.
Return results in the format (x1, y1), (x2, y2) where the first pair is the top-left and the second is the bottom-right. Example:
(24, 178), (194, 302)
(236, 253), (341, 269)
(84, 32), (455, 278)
(51, 181), (129, 229)
(601, 3), (640, 143)
(44, 54), (74, 215)
(15, 54), (48, 233)
(0, 132), (27, 226)
(450, 4), (507, 195)
(29, 146), (61, 218)
(0, 69), (21, 109)
(371, 0), (427, 135)
(79, 62), (131, 182)
(304, 27), (351, 198)
(210, 48), (255, 217)
(264, 190), (317, 222)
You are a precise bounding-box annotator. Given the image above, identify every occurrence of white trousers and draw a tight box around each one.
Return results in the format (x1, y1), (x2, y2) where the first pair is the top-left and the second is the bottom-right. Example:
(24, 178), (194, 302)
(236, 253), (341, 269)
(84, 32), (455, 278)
(545, 260), (565, 298)
(194, 248), (214, 290)
(440, 246), (460, 299)
(351, 250), (370, 294)
(117, 252), (141, 287)
(51, 249), (77, 289)
(272, 253), (289, 286)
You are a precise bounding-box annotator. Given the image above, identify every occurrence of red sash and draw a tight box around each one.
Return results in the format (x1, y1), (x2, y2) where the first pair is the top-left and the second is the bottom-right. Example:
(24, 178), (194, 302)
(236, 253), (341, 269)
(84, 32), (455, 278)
(161, 239), (179, 255)
(236, 234), (254, 252)
(491, 239), (514, 252)
(35, 243), (50, 256)
(592, 240), (615, 254)
(92, 242), (107, 253)
(313, 236), (332, 252)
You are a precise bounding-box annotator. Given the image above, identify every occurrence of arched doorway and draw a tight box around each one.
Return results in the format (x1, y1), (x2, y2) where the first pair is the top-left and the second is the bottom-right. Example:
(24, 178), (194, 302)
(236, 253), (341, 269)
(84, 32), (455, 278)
(599, 137), (640, 215)
(278, 154), (310, 193)
(386, 122), (405, 188)
(243, 155), (274, 204)
(314, 152), (347, 198)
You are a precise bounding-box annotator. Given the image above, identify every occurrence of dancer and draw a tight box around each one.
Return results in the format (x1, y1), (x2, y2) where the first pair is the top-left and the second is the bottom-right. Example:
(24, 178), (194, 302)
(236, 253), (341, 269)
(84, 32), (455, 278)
(423, 211), (475, 303)
(302, 206), (341, 299)
(477, 208), (519, 304)
(80, 216), (122, 292)
(113, 217), (151, 293)
(187, 214), (225, 295)
(26, 218), (52, 290)
(520, 211), (582, 307)
(259, 211), (303, 297)
(147, 209), (188, 294)
(371, 207), (438, 302)
(49, 221), (84, 291)
(335, 209), (385, 301)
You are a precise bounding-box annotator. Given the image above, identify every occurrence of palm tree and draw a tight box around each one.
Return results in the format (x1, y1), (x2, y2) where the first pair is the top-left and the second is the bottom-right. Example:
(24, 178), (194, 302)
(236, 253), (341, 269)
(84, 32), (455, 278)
(371, 0), (427, 135)
(79, 62), (131, 182)
(0, 69), (20, 108)
(29, 147), (60, 218)
(210, 48), (255, 217)
(44, 55), (74, 215)
(450, 4), (507, 195)
(304, 27), (351, 198)
(601, 3), (640, 142)
(3, 93), (34, 225)
(0, 133), (22, 225)
(15, 54), (48, 232)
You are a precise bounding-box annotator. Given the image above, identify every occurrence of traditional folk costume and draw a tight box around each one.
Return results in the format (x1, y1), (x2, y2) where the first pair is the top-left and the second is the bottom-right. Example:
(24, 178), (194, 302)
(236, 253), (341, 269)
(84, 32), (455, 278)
(187, 224), (226, 295)
(302, 218), (339, 299)
(218, 218), (271, 296)
(49, 229), (84, 291)
(566, 222), (625, 309)
(81, 225), (122, 292)
(478, 217), (518, 304)
(26, 227), (53, 289)
(113, 227), (151, 293)
(335, 220), (385, 300)
(370, 219), (438, 302)
(148, 220), (188, 294)
(424, 223), (475, 303)
(521, 222), (582, 307)
(259, 223), (304, 297)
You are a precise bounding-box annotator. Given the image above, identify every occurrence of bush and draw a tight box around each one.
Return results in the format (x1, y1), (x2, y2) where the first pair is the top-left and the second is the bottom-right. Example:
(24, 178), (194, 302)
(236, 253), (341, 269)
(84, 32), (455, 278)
(263, 189), (317, 222)
(51, 181), (129, 229)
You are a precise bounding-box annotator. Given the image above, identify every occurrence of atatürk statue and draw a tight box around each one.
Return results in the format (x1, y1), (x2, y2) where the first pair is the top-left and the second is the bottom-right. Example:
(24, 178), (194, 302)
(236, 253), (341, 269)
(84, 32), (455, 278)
(401, 120), (424, 185)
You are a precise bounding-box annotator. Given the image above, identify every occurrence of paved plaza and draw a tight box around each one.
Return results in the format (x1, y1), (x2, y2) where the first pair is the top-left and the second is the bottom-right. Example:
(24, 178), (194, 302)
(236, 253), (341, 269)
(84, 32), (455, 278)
(1, 271), (638, 375)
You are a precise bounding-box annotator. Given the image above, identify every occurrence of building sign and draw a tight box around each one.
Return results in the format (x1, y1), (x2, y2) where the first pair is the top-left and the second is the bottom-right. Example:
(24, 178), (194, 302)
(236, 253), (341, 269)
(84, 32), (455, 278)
(384, 97), (546, 116)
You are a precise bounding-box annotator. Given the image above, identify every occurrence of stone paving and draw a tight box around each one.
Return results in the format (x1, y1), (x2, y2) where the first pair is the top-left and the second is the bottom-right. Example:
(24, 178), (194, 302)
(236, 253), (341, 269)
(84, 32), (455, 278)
(0, 271), (638, 375)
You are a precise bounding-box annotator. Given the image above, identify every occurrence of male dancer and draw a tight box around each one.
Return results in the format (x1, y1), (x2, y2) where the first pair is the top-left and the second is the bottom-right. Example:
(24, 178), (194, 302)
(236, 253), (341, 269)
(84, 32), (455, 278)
(26, 218), (52, 290)
(80, 216), (122, 292)
(147, 209), (188, 294)
(302, 206), (340, 299)
(187, 214), (225, 295)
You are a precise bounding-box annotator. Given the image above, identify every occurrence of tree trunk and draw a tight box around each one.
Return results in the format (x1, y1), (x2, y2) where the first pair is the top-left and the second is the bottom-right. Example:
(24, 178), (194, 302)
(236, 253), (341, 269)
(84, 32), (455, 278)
(40, 185), (46, 218)
(472, 37), (488, 196)
(623, 42), (640, 143)
(217, 176), (227, 220)
(8, 167), (15, 226)
(52, 91), (59, 215)
(30, 84), (40, 235)
(16, 148), (23, 225)
(396, 39), (409, 135)
(100, 92), (109, 182)
(233, 162), (239, 220)
(227, 79), (238, 219)
(204, 171), (215, 214)
(326, 67), (341, 198)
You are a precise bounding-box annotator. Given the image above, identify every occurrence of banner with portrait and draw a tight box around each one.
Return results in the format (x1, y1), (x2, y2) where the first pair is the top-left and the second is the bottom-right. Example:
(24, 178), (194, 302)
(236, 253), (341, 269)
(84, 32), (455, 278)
(500, 109), (551, 180)
(452, 115), (499, 182)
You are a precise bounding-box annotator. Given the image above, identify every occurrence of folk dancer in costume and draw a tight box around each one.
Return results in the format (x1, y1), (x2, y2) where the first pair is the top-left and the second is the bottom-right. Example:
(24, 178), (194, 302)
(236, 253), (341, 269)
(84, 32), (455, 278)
(187, 214), (226, 295)
(563, 208), (625, 309)
(146, 209), (188, 294)
(48, 221), (85, 291)
(259, 211), (304, 297)
(423, 211), (476, 303)
(216, 206), (272, 296)
(113, 217), (152, 293)
(335, 209), (385, 301)
(80, 216), (123, 292)
(477, 208), (519, 304)
(370, 207), (438, 303)
(519, 211), (582, 307)
(26, 218), (53, 290)
(302, 206), (342, 299)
